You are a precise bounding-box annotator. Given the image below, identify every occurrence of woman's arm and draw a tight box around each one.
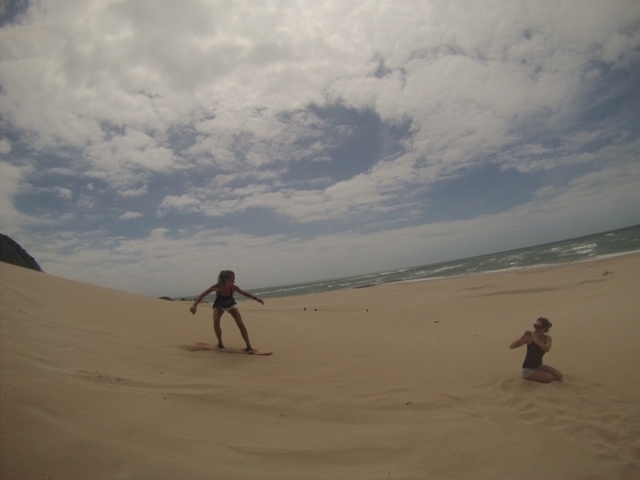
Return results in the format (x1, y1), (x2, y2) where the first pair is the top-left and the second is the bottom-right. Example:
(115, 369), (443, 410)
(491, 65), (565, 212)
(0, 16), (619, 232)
(234, 286), (265, 305)
(190, 284), (219, 313)
(531, 334), (552, 352)
(510, 331), (533, 349)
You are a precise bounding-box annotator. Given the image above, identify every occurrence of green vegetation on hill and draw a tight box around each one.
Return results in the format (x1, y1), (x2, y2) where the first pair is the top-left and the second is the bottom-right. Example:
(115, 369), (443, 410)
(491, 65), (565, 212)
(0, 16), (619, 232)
(0, 234), (43, 272)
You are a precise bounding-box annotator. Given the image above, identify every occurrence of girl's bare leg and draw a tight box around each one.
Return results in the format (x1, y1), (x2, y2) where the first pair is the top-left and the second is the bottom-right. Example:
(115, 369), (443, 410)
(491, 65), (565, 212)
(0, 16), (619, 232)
(229, 308), (252, 351)
(539, 364), (563, 381)
(213, 308), (224, 348)
(526, 369), (555, 383)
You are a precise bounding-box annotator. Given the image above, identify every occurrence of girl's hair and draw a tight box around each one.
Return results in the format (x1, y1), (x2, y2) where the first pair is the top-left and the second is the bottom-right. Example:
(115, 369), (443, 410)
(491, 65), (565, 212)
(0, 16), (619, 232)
(217, 270), (235, 284)
(537, 317), (552, 332)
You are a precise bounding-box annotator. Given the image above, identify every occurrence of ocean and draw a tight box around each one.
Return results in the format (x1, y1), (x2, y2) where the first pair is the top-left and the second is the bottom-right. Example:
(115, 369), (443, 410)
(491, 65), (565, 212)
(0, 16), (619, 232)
(249, 224), (640, 299)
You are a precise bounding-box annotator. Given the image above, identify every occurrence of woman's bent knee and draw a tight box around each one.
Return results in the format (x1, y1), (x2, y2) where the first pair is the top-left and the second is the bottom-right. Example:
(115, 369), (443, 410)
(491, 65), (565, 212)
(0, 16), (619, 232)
(526, 370), (555, 383)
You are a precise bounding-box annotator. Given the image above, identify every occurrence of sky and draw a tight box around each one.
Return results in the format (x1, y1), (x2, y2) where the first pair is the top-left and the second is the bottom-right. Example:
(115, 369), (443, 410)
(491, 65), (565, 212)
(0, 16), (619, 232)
(1, 0), (639, 297)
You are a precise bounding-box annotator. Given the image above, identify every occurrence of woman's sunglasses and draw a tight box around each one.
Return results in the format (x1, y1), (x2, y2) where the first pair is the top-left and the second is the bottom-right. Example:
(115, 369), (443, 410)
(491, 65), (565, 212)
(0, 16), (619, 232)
(533, 324), (543, 330)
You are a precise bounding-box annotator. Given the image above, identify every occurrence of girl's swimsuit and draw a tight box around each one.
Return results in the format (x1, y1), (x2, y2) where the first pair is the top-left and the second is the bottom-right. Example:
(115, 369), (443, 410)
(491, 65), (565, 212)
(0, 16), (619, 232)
(213, 289), (237, 311)
(522, 339), (546, 378)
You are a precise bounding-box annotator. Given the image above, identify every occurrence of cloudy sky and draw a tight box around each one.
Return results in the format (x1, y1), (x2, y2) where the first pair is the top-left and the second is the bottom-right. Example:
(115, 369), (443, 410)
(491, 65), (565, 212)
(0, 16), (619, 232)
(1, 0), (639, 297)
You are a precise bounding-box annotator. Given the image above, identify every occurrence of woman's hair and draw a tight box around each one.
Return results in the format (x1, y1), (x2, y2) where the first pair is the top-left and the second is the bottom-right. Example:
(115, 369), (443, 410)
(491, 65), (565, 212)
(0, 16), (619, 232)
(217, 270), (235, 284)
(537, 317), (552, 332)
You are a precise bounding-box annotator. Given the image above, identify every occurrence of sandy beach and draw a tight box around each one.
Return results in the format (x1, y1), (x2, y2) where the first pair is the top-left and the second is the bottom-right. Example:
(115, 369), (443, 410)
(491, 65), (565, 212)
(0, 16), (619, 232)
(1, 254), (639, 480)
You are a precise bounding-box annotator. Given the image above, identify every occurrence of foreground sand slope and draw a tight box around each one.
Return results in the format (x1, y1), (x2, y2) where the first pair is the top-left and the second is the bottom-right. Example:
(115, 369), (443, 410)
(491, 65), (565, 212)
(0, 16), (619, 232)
(1, 256), (639, 480)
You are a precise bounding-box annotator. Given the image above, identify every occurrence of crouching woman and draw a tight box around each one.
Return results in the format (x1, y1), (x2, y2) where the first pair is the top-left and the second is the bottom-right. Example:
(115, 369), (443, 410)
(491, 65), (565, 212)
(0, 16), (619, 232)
(510, 317), (563, 383)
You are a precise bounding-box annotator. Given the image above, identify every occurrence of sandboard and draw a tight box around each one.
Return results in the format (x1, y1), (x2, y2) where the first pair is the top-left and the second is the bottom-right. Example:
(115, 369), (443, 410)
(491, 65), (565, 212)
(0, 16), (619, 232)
(191, 342), (272, 355)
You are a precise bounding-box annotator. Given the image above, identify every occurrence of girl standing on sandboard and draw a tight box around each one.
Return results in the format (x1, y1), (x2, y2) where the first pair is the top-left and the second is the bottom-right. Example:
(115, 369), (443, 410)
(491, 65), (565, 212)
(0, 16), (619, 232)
(190, 270), (264, 353)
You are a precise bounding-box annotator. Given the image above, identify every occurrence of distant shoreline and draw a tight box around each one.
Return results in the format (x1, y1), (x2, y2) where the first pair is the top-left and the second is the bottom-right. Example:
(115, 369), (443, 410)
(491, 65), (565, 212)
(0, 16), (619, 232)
(171, 249), (640, 302)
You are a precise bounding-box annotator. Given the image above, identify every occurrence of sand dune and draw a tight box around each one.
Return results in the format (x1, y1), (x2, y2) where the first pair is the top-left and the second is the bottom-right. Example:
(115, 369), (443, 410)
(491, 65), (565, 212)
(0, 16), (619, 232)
(1, 255), (639, 479)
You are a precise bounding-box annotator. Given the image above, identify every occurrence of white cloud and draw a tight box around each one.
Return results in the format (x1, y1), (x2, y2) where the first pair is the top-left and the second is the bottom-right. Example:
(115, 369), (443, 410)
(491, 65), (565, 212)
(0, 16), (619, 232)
(57, 187), (73, 200)
(159, 194), (203, 213)
(0, 138), (11, 154)
(0, 161), (31, 235)
(120, 211), (143, 220)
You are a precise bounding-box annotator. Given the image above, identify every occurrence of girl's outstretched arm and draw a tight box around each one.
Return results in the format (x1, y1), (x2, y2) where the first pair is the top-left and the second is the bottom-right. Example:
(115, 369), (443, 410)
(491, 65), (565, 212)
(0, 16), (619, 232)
(190, 284), (219, 314)
(234, 286), (265, 305)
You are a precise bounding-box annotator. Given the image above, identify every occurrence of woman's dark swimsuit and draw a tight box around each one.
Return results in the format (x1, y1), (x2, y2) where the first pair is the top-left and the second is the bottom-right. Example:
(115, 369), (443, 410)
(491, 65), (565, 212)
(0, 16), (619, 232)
(213, 289), (237, 310)
(522, 340), (545, 368)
